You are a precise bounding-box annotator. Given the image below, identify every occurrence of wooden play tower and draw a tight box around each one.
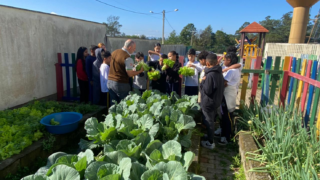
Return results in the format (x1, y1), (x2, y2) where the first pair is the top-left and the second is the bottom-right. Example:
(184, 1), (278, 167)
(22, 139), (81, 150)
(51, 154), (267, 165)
(239, 22), (269, 59)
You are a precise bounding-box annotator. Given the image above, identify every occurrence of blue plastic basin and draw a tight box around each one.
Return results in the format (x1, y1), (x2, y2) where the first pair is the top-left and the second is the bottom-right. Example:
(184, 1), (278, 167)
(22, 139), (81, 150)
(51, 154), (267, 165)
(40, 112), (83, 134)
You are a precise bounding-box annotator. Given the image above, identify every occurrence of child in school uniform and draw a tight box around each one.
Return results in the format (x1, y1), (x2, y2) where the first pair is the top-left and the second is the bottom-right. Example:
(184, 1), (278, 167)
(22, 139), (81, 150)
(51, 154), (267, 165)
(148, 43), (162, 62)
(147, 54), (167, 93)
(163, 51), (181, 94)
(197, 51), (210, 103)
(86, 45), (99, 103)
(75, 47), (89, 103)
(184, 49), (203, 96)
(217, 52), (241, 145)
(100, 51), (112, 106)
(133, 52), (148, 95)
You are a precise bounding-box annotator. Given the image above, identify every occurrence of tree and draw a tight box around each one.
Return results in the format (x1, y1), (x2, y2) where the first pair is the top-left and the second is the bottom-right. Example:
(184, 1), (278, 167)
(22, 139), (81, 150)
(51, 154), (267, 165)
(140, 35), (147, 39)
(235, 22), (250, 38)
(103, 16), (122, 37)
(259, 16), (282, 42)
(165, 30), (180, 44)
(213, 30), (234, 53)
(180, 23), (196, 45)
(197, 25), (215, 50)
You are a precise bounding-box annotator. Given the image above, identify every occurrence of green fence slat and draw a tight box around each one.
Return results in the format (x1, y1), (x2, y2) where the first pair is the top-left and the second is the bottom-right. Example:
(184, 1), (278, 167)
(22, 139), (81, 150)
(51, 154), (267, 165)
(310, 62), (320, 127)
(241, 69), (283, 74)
(72, 53), (77, 97)
(269, 57), (281, 104)
(289, 58), (301, 111)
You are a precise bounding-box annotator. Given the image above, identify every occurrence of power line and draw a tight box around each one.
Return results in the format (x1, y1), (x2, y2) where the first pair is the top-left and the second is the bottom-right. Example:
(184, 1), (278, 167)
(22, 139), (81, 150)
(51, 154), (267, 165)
(95, 0), (156, 15)
(165, 17), (175, 31)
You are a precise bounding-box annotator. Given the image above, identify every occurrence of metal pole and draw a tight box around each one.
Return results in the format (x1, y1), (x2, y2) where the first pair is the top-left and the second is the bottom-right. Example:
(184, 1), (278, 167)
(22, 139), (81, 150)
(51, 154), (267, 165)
(162, 10), (165, 44)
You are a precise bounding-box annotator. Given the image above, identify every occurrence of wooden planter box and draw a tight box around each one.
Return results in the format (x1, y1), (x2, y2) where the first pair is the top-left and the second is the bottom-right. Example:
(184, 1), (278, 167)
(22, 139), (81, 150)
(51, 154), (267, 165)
(0, 106), (106, 178)
(238, 132), (271, 180)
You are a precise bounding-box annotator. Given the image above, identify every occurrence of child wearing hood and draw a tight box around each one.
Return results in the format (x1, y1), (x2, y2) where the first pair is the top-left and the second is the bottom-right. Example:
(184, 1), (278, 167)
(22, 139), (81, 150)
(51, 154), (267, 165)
(92, 48), (104, 105)
(200, 54), (224, 150)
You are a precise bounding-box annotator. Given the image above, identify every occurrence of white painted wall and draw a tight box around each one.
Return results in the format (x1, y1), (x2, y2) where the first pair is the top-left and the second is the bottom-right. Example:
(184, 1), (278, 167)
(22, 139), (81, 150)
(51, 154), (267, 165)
(264, 43), (320, 60)
(0, 6), (106, 110)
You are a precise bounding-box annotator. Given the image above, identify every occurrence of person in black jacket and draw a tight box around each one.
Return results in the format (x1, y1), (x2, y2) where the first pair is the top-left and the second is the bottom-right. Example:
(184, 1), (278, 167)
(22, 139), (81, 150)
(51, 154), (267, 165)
(163, 51), (181, 94)
(147, 54), (167, 93)
(200, 54), (225, 150)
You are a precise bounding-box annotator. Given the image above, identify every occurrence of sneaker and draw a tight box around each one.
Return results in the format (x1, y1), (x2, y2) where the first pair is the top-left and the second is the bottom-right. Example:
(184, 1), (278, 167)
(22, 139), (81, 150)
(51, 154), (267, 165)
(201, 140), (215, 150)
(214, 127), (221, 137)
(218, 137), (228, 145)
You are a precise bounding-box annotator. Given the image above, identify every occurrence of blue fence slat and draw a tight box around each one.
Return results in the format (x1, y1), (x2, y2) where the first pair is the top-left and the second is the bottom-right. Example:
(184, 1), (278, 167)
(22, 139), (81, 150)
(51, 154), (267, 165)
(261, 56), (272, 105)
(304, 60), (318, 126)
(287, 57), (297, 105)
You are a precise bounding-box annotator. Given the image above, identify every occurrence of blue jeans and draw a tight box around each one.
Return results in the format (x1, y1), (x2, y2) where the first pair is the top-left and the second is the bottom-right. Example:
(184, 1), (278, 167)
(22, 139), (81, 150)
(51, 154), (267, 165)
(107, 80), (130, 106)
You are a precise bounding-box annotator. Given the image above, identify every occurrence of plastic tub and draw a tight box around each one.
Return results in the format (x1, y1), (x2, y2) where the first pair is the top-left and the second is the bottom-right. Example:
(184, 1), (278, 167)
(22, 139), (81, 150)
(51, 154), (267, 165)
(40, 112), (83, 134)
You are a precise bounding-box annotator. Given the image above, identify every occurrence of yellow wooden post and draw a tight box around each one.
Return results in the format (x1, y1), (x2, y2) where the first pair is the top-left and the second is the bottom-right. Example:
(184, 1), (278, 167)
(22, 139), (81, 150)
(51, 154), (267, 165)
(240, 56), (252, 109)
(295, 59), (307, 109)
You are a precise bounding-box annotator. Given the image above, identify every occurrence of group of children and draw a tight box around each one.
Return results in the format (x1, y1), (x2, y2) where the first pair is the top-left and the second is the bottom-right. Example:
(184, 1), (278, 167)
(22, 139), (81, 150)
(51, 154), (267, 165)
(75, 42), (242, 148)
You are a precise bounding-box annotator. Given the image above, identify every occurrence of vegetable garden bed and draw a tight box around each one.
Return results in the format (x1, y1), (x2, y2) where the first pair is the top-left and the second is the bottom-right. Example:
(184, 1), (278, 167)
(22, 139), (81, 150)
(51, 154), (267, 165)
(19, 91), (205, 179)
(238, 102), (320, 180)
(0, 101), (105, 178)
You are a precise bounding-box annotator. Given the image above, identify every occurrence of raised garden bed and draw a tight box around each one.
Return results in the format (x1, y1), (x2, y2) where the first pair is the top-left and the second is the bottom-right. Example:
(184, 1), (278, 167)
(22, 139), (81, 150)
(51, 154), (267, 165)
(238, 132), (271, 180)
(0, 104), (105, 178)
(18, 91), (205, 179)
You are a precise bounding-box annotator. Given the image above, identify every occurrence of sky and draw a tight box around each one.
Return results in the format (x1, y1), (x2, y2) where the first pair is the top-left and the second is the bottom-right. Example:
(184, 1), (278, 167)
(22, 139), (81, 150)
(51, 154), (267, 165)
(1, 0), (320, 38)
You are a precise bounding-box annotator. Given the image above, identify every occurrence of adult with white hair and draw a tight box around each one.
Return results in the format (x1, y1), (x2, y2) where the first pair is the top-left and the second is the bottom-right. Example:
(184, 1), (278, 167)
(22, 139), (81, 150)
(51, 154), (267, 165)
(107, 39), (144, 104)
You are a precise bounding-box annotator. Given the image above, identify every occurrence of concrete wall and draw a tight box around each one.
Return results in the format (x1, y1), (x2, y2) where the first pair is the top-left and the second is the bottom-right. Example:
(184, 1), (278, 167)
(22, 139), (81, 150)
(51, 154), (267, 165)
(106, 37), (186, 57)
(264, 43), (320, 60)
(0, 6), (186, 110)
(0, 6), (106, 110)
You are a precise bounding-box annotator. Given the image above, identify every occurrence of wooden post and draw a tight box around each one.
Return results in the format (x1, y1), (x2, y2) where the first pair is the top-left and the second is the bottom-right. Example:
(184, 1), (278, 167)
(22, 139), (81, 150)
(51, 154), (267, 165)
(258, 32), (262, 48)
(250, 56), (262, 105)
(301, 60), (312, 112)
(240, 33), (246, 58)
(295, 59), (307, 109)
(269, 57), (281, 104)
(310, 61), (320, 127)
(240, 56), (251, 109)
(287, 57), (296, 106)
(72, 53), (77, 98)
(289, 58), (301, 112)
(260, 33), (266, 56)
(305, 60), (318, 126)
(55, 53), (63, 101)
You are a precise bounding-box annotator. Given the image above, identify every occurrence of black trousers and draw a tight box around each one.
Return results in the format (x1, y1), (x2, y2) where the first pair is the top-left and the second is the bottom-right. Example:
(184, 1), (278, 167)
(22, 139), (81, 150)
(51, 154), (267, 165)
(220, 96), (233, 142)
(185, 86), (198, 96)
(202, 108), (217, 143)
(78, 79), (89, 103)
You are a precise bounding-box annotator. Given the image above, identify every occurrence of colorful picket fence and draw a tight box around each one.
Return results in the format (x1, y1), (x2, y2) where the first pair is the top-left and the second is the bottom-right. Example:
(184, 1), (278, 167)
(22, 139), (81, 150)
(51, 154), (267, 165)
(55, 53), (177, 101)
(240, 55), (320, 130)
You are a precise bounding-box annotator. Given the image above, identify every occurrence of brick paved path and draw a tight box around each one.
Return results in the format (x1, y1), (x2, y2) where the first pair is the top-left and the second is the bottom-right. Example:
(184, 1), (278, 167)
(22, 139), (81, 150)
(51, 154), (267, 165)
(198, 142), (240, 180)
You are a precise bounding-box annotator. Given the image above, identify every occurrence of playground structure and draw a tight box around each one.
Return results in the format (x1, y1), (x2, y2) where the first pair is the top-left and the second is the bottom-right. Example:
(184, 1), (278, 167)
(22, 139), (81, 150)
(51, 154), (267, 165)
(235, 36), (260, 58)
(237, 22), (269, 59)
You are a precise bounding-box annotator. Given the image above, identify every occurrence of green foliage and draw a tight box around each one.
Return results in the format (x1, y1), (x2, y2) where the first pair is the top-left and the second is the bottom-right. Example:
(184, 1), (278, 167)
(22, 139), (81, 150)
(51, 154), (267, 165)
(147, 70), (161, 80)
(103, 16), (122, 37)
(178, 67), (195, 76)
(162, 59), (175, 70)
(50, 118), (60, 126)
(179, 23), (196, 46)
(0, 100), (98, 161)
(242, 102), (320, 179)
(165, 30), (180, 44)
(135, 61), (150, 71)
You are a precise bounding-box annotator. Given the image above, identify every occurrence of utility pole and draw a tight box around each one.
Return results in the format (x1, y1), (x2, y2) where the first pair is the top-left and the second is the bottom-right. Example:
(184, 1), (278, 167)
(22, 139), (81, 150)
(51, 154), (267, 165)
(150, 9), (178, 45)
(190, 31), (196, 46)
(162, 10), (165, 44)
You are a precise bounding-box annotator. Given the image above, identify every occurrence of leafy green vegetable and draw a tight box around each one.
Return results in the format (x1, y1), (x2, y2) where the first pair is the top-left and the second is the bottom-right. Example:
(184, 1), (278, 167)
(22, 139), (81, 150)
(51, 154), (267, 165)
(50, 118), (60, 125)
(147, 70), (161, 80)
(162, 59), (175, 70)
(179, 66), (195, 76)
(136, 61), (150, 71)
